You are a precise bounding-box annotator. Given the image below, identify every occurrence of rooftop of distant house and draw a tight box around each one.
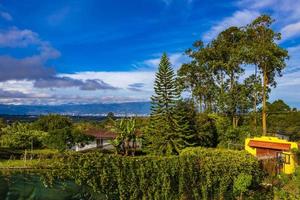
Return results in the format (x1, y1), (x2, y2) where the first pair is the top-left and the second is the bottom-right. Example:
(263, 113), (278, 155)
(84, 129), (117, 139)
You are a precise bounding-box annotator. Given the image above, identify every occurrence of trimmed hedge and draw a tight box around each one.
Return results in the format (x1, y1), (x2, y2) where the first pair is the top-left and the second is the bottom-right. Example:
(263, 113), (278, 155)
(43, 148), (263, 200)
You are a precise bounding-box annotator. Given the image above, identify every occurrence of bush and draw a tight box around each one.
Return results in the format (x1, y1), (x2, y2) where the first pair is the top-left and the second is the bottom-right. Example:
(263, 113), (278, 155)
(217, 126), (255, 149)
(273, 167), (300, 199)
(43, 148), (263, 200)
(0, 123), (47, 149)
(233, 173), (252, 200)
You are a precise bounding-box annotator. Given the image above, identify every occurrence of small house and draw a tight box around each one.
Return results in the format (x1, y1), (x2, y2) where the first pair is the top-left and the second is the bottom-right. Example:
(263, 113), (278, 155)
(245, 136), (299, 174)
(73, 129), (117, 151)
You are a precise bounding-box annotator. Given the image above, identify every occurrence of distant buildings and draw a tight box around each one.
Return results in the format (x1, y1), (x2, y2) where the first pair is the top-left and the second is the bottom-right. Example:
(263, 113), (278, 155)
(73, 129), (116, 151)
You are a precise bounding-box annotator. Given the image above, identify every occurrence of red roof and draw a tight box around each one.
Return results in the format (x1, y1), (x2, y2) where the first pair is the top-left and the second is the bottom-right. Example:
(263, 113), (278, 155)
(84, 129), (117, 139)
(248, 140), (291, 151)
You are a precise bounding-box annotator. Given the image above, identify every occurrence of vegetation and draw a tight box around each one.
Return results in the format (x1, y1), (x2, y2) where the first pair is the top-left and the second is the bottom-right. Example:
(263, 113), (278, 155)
(0, 115), (94, 151)
(42, 149), (262, 200)
(177, 15), (288, 133)
(111, 117), (139, 155)
(0, 122), (46, 149)
(147, 53), (193, 155)
(0, 14), (299, 199)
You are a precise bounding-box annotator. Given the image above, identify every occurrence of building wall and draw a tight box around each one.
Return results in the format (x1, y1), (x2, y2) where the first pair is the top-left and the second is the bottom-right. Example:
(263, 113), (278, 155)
(74, 141), (97, 151)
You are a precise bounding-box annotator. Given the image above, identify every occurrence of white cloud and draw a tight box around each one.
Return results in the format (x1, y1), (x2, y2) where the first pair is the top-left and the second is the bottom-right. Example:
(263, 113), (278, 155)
(237, 0), (300, 41)
(286, 45), (300, 71)
(0, 11), (12, 21)
(270, 71), (300, 106)
(143, 52), (189, 69)
(0, 74), (153, 105)
(0, 49), (193, 105)
(61, 71), (155, 91)
(203, 10), (260, 42)
(238, 0), (274, 9)
(0, 27), (41, 48)
(281, 21), (300, 41)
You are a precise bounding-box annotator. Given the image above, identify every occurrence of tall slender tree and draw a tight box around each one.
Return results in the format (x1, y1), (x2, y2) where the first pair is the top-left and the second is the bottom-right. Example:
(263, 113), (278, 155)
(245, 15), (289, 135)
(148, 53), (186, 155)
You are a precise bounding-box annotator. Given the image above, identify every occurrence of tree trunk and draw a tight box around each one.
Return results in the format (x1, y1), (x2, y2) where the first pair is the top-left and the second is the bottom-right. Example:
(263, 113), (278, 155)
(262, 68), (268, 136)
(253, 66), (258, 131)
(253, 101), (257, 132)
(230, 71), (236, 128)
(233, 116), (236, 128)
(199, 96), (203, 113)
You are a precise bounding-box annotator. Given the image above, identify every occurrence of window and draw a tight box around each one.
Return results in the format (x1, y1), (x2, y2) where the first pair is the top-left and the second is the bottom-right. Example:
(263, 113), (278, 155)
(285, 154), (291, 164)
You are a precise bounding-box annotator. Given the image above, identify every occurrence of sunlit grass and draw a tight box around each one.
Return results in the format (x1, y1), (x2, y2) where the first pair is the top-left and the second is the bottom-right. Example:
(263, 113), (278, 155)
(0, 159), (43, 168)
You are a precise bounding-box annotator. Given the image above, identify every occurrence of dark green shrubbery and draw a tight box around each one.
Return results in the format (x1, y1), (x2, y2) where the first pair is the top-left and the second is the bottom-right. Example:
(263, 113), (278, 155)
(43, 148), (263, 200)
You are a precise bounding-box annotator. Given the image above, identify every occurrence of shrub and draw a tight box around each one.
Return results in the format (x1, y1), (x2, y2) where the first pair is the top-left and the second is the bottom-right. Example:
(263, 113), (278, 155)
(233, 173), (252, 200)
(43, 148), (263, 200)
(273, 167), (300, 199)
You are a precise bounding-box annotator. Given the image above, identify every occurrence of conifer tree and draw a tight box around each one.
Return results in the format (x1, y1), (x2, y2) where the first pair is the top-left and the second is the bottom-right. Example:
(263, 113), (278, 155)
(147, 53), (186, 155)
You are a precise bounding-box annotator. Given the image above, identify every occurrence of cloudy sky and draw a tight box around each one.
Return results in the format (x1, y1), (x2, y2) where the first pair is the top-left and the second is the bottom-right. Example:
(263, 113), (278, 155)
(0, 0), (300, 107)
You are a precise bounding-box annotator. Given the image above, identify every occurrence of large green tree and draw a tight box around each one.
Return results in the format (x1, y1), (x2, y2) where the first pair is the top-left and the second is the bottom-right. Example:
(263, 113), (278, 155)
(210, 27), (246, 127)
(178, 41), (217, 112)
(0, 122), (46, 149)
(148, 53), (190, 155)
(245, 15), (289, 135)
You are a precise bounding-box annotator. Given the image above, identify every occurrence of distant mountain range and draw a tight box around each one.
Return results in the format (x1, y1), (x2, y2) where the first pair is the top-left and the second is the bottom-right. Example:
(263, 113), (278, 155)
(0, 102), (151, 116)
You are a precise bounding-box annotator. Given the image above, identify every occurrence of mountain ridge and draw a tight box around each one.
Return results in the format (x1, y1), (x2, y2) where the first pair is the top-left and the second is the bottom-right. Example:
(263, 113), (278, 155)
(0, 102), (151, 116)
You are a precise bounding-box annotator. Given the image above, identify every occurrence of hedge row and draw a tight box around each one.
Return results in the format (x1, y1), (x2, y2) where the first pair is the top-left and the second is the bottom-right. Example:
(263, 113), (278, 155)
(42, 148), (263, 200)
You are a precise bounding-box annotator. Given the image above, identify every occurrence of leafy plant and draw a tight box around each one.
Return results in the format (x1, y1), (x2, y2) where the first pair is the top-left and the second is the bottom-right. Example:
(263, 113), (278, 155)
(42, 148), (263, 200)
(111, 117), (137, 155)
(0, 122), (47, 149)
(233, 173), (252, 200)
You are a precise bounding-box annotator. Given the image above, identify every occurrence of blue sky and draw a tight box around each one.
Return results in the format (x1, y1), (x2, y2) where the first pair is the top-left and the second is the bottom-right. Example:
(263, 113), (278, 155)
(0, 0), (300, 107)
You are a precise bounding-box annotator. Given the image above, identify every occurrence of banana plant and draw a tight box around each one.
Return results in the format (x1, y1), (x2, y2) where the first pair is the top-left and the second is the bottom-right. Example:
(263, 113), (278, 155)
(111, 117), (136, 155)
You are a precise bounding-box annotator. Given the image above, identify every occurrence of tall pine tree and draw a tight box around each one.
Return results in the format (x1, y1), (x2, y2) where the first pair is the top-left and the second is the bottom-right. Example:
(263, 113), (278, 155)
(147, 53), (192, 155)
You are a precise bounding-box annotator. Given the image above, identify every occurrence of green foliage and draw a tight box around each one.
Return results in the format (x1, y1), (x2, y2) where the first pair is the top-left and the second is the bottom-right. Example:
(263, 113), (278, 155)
(42, 128), (73, 151)
(34, 115), (93, 151)
(177, 15), (288, 133)
(267, 99), (291, 113)
(0, 174), (105, 200)
(0, 122), (47, 149)
(0, 118), (6, 136)
(218, 126), (255, 148)
(245, 15), (289, 88)
(173, 99), (198, 146)
(273, 168), (300, 199)
(177, 42), (217, 113)
(43, 148), (263, 200)
(268, 112), (300, 138)
(148, 53), (189, 155)
(233, 173), (252, 199)
(34, 114), (72, 131)
(111, 117), (138, 155)
(195, 113), (218, 147)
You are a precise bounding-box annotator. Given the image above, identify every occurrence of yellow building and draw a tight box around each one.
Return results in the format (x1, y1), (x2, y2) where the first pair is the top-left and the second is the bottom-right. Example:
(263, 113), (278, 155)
(245, 136), (299, 174)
